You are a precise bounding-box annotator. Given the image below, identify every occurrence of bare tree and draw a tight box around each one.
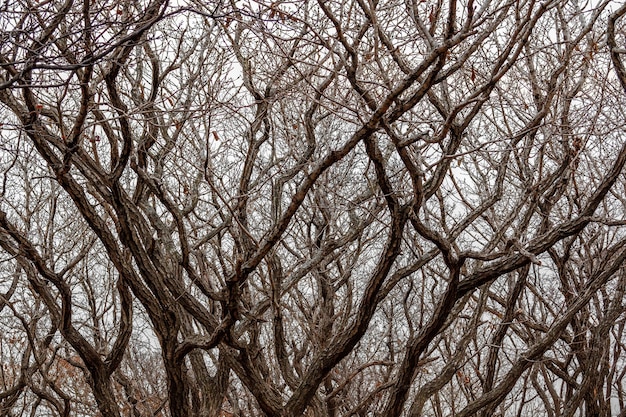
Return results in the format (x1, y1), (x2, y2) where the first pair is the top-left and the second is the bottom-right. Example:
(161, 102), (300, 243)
(1, 0), (626, 416)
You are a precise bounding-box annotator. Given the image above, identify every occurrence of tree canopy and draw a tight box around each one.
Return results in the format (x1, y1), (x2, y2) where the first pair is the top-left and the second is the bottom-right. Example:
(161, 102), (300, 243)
(1, 0), (626, 416)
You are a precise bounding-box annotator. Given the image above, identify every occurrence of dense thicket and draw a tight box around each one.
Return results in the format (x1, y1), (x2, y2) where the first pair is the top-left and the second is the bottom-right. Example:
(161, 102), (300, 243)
(2, 0), (626, 416)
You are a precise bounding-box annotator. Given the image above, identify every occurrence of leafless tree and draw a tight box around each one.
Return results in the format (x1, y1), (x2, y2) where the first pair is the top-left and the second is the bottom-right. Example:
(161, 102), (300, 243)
(1, 0), (626, 416)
